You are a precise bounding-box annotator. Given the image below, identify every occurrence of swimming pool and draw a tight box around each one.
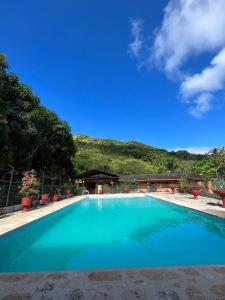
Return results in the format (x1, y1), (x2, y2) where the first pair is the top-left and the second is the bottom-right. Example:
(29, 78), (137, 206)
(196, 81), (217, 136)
(1, 195), (225, 272)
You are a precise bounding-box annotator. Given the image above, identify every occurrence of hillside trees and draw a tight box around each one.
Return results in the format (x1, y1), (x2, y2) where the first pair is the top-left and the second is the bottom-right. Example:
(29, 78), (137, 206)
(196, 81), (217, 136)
(74, 135), (206, 175)
(191, 148), (225, 180)
(166, 159), (179, 173)
(0, 54), (75, 176)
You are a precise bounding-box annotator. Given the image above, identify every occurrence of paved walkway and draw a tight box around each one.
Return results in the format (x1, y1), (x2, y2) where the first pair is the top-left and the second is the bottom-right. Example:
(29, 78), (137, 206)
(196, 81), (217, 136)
(1, 266), (225, 299)
(0, 196), (86, 236)
(148, 192), (225, 219)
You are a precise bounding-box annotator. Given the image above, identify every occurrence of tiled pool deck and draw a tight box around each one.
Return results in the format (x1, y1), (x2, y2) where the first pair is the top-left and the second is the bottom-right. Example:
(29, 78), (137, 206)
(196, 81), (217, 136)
(1, 192), (225, 299)
(1, 266), (225, 299)
(147, 192), (225, 219)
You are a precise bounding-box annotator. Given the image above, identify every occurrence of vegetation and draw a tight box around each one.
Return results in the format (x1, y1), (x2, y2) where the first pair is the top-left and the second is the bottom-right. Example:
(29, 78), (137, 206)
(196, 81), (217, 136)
(0, 54), (75, 177)
(178, 177), (190, 193)
(19, 170), (40, 197)
(74, 135), (207, 175)
(191, 148), (225, 179)
(212, 178), (225, 191)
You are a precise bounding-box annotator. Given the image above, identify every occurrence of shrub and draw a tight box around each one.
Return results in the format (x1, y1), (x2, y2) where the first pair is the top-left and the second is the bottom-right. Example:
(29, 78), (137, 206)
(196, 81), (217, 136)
(19, 170), (40, 197)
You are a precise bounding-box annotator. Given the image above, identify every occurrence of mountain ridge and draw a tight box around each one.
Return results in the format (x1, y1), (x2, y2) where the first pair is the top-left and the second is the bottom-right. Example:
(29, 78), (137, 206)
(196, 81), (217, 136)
(73, 134), (206, 175)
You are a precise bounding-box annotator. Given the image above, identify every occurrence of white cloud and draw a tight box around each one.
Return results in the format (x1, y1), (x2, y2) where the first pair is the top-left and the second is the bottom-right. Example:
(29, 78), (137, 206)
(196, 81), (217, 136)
(188, 93), (213, 119)
(128, 19), (144, 59)
(152, 0), (225, 76)
(129, 0), (225, 117)
(181, 48), (225, 103)
(172, 147), (212, 154)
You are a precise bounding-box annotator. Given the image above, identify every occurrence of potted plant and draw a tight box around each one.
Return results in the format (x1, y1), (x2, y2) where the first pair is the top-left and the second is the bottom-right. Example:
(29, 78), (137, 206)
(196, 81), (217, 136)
(53, 188), (61, 201)
(123, 186), (129, 193)
(41, 193), (49, 204)
(171, 187), (176, 194)
(169, 184), (177, 194)
(191, 189), (201, 200)
(53, 194), (60, 201)
(122, 180), (133, 194)
(212, 178), (225, 208)
(66, 189), (71, 199)
(19, 170), (39, 212)
(190, 183), (202, 200)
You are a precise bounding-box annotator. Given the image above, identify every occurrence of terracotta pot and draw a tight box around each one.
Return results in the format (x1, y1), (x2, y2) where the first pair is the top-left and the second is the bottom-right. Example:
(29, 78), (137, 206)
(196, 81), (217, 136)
(192, 189), (200, 200)
(21, 196), (32, 212)
(66, 190), (71, 199)
(53, 194), (60, 202)
(41, 194), (49, 204)
(213, 190), (225, 208)
(171, 187), (176, 194)
(123, 187), (129, 194)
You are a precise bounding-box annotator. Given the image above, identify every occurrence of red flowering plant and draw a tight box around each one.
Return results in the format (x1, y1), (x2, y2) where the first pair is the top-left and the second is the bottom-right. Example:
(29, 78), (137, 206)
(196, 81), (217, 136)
(19, 170), (40, 197)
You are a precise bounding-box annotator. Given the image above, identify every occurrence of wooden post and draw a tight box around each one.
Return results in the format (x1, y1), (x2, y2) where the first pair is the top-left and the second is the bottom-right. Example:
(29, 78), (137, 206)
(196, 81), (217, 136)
(5, 165), (14, 207)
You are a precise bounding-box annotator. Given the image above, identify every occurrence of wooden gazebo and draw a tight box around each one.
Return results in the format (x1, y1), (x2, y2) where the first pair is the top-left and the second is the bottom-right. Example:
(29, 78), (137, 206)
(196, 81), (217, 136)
(76, 170), (119, 194)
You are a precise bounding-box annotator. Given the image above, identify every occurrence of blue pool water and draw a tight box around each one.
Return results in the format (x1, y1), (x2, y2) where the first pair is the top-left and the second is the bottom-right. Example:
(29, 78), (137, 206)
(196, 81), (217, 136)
(1, 195), (225, 272)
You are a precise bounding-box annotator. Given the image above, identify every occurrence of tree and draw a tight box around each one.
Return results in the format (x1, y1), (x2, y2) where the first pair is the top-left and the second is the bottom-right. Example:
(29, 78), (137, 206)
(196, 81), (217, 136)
(192, 148), (225, 181)
(166, 159), (178, 173)
(74, 134), (207, 175)
(0, 54), (76, 176)
(210, 148), (225, 178)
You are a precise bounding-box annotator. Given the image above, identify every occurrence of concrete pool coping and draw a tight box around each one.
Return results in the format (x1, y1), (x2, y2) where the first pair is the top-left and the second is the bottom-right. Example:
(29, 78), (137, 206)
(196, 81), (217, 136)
(1, 266), (225, 299)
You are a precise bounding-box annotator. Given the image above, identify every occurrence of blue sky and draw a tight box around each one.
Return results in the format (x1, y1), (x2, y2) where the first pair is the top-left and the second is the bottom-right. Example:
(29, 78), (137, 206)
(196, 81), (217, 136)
(1, 0), (225, 153)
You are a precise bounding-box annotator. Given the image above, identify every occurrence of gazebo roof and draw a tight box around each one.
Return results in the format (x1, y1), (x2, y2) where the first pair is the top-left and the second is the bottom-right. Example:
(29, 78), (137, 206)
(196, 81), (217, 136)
(119, 173), (203, 182)
(76, 170), (119, 180)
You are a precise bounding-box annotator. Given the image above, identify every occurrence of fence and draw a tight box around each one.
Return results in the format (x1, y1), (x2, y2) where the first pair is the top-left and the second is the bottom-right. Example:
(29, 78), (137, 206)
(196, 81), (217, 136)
(0, 168), (83, 208)
(94, 182), (223, 200)
(1, 169), (223, 207)
(100, 182), (175, 194)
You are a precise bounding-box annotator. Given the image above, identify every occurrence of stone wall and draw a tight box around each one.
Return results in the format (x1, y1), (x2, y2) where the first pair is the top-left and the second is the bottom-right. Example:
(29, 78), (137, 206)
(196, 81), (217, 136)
(0, 204), (22, 216)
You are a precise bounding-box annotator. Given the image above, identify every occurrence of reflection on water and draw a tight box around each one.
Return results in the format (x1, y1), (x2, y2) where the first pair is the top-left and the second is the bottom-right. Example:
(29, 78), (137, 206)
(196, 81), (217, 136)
(1, 196), (225, 272)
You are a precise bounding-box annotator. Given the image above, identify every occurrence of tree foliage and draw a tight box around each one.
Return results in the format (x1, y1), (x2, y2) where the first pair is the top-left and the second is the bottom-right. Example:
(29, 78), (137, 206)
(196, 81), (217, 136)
(191, 148), (225, 180)
(0, 54), (75, 176)
(74, 135), (207, 175)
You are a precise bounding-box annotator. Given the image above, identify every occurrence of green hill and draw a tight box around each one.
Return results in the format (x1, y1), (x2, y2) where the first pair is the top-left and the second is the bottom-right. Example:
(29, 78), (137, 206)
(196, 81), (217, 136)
(74, 135), (206, 175)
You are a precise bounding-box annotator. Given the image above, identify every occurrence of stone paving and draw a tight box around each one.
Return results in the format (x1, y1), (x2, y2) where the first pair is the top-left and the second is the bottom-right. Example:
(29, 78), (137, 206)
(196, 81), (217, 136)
(147, 192), (225, 219)
(1, 266), (225, 299)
